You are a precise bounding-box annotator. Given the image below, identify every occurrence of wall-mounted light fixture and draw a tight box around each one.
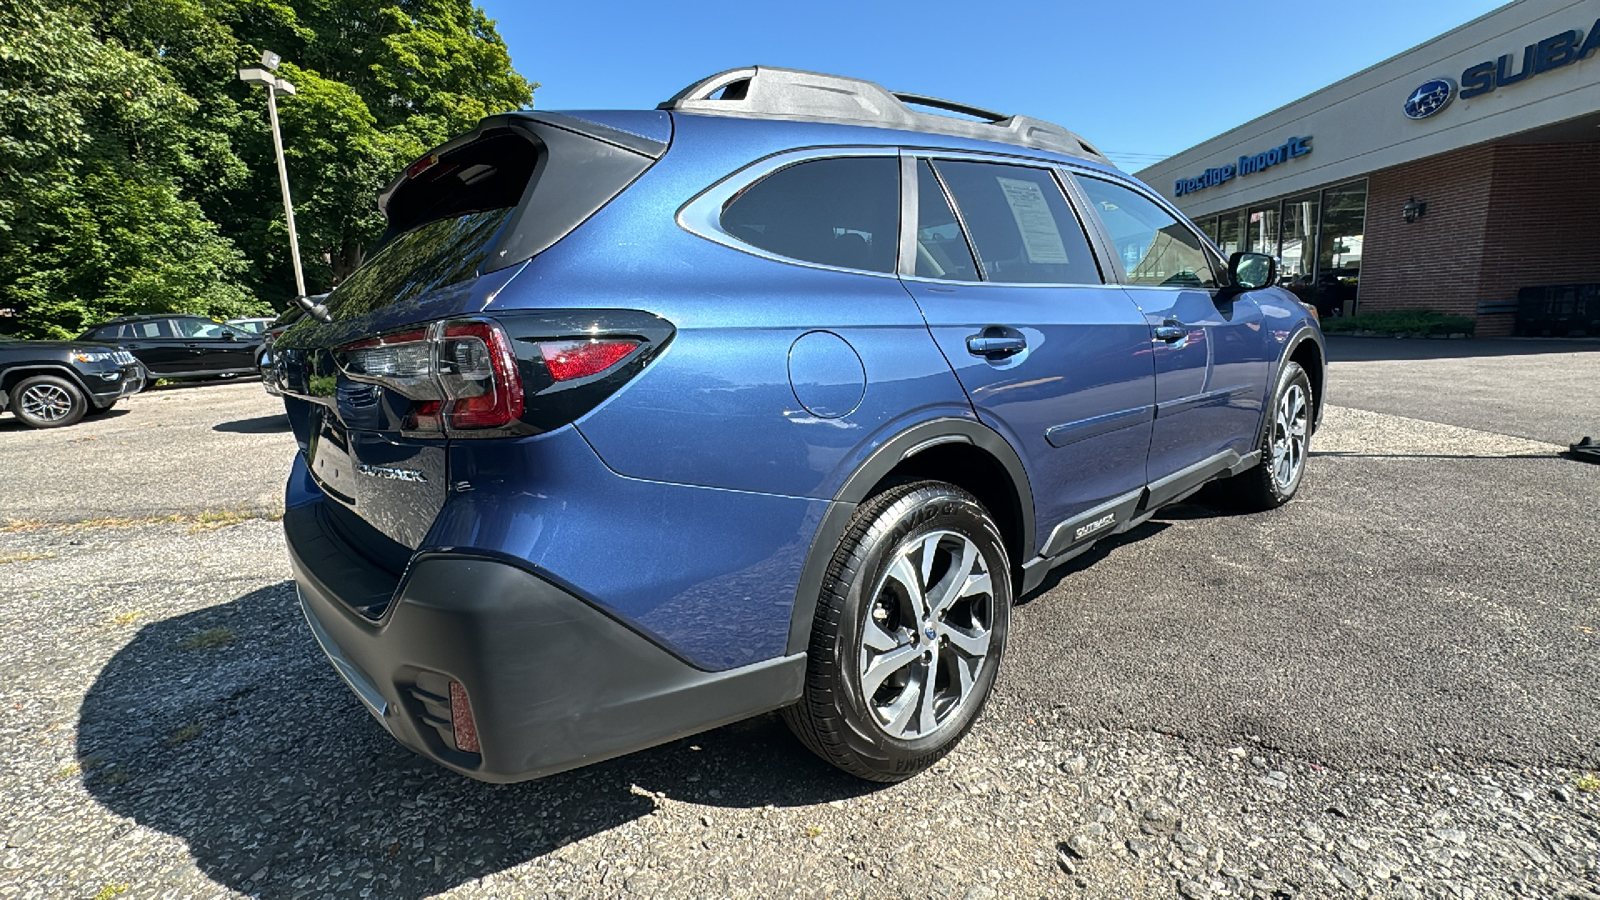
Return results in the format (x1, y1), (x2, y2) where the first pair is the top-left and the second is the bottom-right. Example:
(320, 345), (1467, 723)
(1403, 197), (1428, 223)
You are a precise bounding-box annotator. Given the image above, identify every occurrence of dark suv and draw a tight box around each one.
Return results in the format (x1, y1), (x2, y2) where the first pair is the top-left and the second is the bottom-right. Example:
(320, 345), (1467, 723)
(0, 339), (143, 428)
(81, 314), (264, 380)
(275, 67), (1325, 784)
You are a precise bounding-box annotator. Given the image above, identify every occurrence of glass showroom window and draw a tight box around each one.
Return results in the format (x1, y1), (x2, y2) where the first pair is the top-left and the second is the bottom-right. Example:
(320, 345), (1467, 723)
(1247, 204), (1278, 257)
(1316, 181), (1367, 317)
(1216, 210), (1244, 257)
(1279, 192), (1321, 290)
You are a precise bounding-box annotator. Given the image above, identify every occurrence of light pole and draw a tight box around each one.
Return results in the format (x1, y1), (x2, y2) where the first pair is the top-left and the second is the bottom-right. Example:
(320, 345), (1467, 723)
(239, 51), (328, 321)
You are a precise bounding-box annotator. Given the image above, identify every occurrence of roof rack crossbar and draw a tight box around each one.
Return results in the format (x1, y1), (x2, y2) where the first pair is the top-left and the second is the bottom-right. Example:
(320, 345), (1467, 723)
(890, 92), (1007, 123)
(658, 66), (1111, 166)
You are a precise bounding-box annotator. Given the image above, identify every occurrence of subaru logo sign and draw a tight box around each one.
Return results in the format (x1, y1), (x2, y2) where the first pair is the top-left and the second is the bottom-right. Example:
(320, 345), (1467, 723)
(1403, 78), (1455, 119)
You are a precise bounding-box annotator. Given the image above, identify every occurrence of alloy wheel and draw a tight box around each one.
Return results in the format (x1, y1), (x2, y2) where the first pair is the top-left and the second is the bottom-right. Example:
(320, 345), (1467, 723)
(1271, 382), (1308, 491)
(859, 530), (995, 740)
(21, 383), (75, 423)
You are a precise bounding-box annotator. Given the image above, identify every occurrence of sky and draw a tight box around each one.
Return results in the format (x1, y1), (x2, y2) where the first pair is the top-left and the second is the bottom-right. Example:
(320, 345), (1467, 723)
(478, 0), (1509, 171)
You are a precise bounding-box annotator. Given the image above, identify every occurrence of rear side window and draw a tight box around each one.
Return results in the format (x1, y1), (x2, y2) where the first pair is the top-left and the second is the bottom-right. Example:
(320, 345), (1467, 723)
(914, 161), (978, 281)
(1075, 177), (1220, 288)
(127, 320), (173, 338)
(720, 157), (899, 273)
(932, 161), (1100, 285)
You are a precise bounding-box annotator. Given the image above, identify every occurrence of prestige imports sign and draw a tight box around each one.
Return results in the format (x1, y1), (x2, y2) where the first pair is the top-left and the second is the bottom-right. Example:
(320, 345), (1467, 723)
(1173, 136), (1312, 197)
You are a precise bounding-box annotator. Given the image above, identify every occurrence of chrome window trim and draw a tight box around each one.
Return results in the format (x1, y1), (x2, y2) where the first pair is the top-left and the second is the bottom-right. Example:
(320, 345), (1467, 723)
(676, 146), (905, 280)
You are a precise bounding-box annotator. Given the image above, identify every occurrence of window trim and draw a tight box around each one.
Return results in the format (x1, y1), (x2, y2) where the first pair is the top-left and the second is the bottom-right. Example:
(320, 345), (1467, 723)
(677, 146), (905, 279)
(1066, 170), (1230, 290)
(899, 150), (1107, 288)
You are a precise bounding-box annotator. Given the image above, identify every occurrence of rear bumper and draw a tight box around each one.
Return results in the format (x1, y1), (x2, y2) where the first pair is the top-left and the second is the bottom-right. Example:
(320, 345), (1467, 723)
(285, 500), (805, 782)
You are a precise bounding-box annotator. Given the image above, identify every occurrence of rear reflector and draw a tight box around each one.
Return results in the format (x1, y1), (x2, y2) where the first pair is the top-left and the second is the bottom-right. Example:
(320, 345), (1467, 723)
(448, 680), (480, 753)
(539, 338), (639, 382)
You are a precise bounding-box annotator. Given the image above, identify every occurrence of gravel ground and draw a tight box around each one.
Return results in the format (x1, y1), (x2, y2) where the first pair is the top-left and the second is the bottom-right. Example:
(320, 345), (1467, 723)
(2, 349), (1598, 899)
(0, 380), (293, 524)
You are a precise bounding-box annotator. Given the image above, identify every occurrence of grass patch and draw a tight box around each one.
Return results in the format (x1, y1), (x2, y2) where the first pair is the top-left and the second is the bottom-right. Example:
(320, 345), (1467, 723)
(91, 884), (129, 900)
(1320, 309), (1476, 337)
(0, 551), (55, 565)
(0, 506), (282, 534)
(166, 722), (203, 745)
(1577, 773), (1600, 793)
(110, 610), (145, 627)
(179, 626), (236, 650)
(54, 762), (80, 780)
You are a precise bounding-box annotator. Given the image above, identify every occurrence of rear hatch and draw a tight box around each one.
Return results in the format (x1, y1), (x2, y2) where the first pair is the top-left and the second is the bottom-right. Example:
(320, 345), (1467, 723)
(275, 112), (671, 571)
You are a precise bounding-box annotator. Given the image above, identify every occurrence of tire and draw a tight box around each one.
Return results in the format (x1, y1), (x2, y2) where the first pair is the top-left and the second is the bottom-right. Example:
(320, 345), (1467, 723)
(1217, 361), (1314, 511)
(782, 480), (1011, 782)
(9, 374), (88, 429)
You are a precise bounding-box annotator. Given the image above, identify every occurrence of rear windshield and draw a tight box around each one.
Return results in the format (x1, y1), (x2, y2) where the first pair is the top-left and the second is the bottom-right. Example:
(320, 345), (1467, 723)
(321, 209), (513, 320)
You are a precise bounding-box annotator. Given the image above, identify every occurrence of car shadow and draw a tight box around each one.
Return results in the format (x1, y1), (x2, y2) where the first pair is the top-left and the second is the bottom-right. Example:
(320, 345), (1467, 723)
(213, 414), (291, 434)
(77, 582), (876, 898)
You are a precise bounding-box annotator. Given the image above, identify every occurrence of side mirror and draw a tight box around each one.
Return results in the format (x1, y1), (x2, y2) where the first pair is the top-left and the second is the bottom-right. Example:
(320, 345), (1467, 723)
(221, 331), (238, 341)
(1229, 252), (1278, 290)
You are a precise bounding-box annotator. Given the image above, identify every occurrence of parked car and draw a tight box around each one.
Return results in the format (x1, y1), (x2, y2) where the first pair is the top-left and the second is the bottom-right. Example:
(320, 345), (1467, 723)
(226, 316), (278, 335)
(0, 339), (144, 428)
(273, 67), (1326, 785)
(80, 314), (264, 380)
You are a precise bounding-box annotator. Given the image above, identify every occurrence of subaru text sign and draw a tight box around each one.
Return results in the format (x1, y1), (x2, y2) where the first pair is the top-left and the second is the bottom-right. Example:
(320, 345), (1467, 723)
(1407, 18), (1600, 119)
(1174, 136), (1312, 197)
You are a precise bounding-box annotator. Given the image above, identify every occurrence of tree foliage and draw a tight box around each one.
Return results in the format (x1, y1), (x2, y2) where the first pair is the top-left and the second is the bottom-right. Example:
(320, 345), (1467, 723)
(0, 0), (533, 338)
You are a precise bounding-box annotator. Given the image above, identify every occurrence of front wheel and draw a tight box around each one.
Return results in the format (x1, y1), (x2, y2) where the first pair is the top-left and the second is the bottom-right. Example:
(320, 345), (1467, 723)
(1216, 361), (1314, 510)
(9, 375), (87, 428)
(782, 480), (1011, 782)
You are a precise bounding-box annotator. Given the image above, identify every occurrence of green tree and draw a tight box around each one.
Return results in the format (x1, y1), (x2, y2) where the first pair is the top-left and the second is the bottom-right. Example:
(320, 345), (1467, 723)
(0, 0), (535, 338)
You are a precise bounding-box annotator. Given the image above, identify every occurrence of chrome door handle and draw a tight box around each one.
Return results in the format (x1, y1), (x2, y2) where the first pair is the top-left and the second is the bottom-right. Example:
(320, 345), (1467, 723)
(966, 328), (1027, 358)
(1154, 323), (1187, 343)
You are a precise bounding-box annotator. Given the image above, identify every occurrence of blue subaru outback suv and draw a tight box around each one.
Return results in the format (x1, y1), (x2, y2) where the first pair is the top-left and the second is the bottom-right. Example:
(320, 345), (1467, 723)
(275, 67), (1325, 784)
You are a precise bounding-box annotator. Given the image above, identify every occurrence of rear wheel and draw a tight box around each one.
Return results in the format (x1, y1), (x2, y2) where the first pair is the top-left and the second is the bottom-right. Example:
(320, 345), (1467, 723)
(782, 480), (1010, 782)
(1216, 361), (1313, 510)
(10, 375), (87, 428)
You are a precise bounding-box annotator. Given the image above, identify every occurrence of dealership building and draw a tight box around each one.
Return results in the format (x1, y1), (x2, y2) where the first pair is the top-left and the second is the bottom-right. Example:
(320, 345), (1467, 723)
(1137, 0), (1599, 336)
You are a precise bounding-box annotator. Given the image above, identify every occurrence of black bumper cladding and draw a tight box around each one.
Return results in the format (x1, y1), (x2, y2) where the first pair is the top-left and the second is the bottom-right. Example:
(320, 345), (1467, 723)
(285, 503), (804, 782)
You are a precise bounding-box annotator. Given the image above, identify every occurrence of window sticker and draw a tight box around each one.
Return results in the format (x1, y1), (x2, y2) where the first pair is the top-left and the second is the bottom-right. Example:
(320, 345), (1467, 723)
(996, 176), (1070, 264)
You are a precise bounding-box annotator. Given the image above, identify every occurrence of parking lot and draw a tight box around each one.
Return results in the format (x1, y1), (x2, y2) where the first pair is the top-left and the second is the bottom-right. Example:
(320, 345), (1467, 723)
(2, 338), (1597, 900)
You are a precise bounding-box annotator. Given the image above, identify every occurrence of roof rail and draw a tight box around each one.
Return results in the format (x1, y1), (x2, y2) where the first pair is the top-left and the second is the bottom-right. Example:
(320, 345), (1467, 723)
(658, 66), (1111, 166)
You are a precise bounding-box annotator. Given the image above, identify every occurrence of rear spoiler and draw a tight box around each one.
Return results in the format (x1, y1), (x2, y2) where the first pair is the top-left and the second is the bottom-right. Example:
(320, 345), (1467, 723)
(374, 112), (668, 275)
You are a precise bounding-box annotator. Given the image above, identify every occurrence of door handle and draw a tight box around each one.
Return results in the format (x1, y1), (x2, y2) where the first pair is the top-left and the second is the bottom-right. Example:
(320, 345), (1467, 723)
(966, 331), (1027, 358)
(1154, 322), (1188, 343)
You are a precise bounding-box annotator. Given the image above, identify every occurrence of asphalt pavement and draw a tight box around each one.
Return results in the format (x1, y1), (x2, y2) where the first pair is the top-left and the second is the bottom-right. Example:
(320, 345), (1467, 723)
(1, 338), (1597, 899)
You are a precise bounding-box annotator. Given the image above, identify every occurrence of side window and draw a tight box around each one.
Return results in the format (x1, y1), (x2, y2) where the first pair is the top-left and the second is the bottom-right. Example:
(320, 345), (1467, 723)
(720, 156), (899, 273)
(930, 160), (1100, 285)
(176, 318), (227, 339)
(129, 320), (173, 338)
(914, 161), (978, 281)
(1074, 177), (1220, 288)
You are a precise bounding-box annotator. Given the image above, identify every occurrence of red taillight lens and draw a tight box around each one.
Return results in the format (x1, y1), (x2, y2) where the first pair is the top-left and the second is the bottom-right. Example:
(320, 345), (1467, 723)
(335, 320), (522, 432)
(438, 321), (524, 429)
(539, 339), (639, 382)
(448, 680), (479, 753)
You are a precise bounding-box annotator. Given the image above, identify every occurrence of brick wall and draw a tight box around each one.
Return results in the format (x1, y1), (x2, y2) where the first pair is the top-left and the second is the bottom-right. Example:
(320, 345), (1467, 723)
(1360, 140), (1600, 336)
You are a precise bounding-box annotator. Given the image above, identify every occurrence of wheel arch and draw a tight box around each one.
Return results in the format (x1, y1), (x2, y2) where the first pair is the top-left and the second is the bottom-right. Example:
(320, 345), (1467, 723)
(785, 417), (1034, 655)
(1, 365), (92, 400)
(1283, 326), (1327, 433)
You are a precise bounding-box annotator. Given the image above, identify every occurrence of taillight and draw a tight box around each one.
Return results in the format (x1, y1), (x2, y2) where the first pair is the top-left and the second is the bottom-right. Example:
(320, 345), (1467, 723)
(439, 321), (524, 428)
(538, 339), (639, 382)
(334, 319), (523, 432)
